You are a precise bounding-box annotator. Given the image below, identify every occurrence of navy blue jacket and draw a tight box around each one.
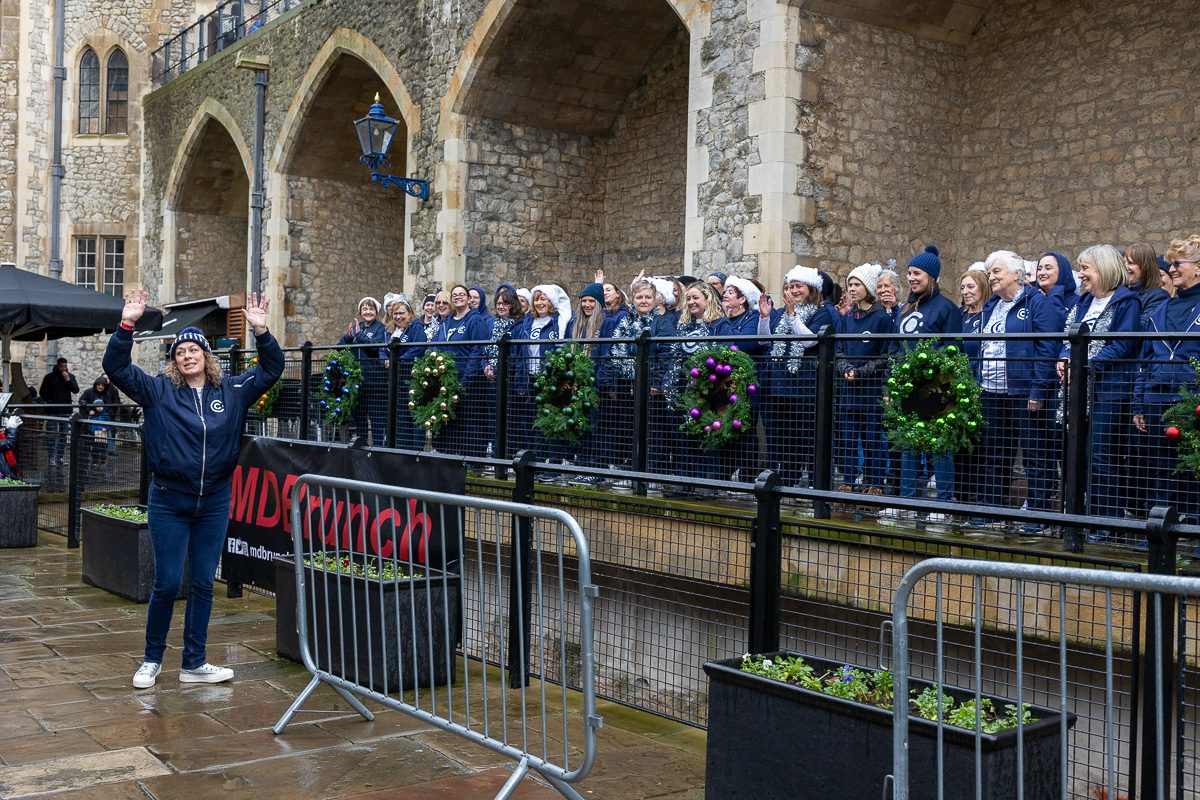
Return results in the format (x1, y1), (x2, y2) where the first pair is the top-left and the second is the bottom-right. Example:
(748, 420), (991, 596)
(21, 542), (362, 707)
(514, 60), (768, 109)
(434, 308), (490, 380)
(1131, 284), (1170, 333)
(1058, 286), (1141, 403)
(103, 326), (284, 496)
(977, 284), (1059, 402)
(509, 313), (562, 394)
(567, 313), (618, 388)
(338, 319), (388, 380)
(961, 307), (983, 362)
(1132, 286), (1200, 415)
(1043, 264), (1077, 332)
(766, 304), (836, 398)
(653, 316), (733, 395)
(835, 303), (897, 409)
(897, 286), (963, 341)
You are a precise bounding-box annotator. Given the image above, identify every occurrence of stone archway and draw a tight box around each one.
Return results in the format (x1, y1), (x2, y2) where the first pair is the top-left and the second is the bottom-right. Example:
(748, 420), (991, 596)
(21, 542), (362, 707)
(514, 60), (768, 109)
(436, 0), (708, 297)
(269, 29), (421, 346)
(162, 99), (252, 303)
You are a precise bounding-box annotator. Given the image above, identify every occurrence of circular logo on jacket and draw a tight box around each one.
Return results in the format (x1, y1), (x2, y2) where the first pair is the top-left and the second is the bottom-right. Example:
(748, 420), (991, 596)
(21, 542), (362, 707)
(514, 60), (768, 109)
(1017, 308), (1029, 320)
(900, 313), (924, 334)
(210, 399), (225, 413)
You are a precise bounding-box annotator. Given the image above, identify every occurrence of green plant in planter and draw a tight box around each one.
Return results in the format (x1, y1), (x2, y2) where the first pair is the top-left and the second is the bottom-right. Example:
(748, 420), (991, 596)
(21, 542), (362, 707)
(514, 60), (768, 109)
(0, 478), (29, 486)
(88, 505), (148, 523)
(302, 552), (421, 581)
(740, 654), (1035, 733)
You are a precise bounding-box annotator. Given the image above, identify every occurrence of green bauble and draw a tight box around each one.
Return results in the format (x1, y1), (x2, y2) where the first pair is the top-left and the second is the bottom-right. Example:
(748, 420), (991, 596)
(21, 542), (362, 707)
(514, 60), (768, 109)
(967, 421), (977, 430)
(956, 383), (967, 393)
(564, 406), (575, 417)
(915, 422), (926, 429)
(947, 413), (957, 422)
(947, 345), (959, 355)
(542, 408), (551, 416)
(923, 368), (935, 380)
(887, 378), (897, 389)
(916, 352), (929, 363)
(567, 418), (577, 427)
(535, 395), (545, 404)
(565, 370), (575, 379)
(904, 382), (914, 392)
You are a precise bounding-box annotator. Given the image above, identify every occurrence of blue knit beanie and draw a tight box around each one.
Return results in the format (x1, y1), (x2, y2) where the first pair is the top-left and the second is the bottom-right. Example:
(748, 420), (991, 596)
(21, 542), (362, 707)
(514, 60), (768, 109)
(907, 245), (942, 281)
(580, 283), (605, 305)
(1158, 255), (1171, 274)
(170, 327), (211, 358)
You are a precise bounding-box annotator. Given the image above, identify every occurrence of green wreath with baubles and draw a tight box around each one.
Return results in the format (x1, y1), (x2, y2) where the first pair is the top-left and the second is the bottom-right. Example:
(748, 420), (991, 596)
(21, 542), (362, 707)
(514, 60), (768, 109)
(1160, 359), (1200, 478)
(882, 341), (984, 456)
(409, 350), (462, 438)
(249, 353), (281, 417)
(317, 348), (363, 427)
(532, 347), (598, 445)
(677, 345), (758, 450)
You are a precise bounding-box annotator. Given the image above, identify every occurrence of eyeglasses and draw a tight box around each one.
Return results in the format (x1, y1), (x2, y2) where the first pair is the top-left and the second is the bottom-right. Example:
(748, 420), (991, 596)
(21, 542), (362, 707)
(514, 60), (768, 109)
(450, 292), (468, 299)
(1168, 260), (1198, 270)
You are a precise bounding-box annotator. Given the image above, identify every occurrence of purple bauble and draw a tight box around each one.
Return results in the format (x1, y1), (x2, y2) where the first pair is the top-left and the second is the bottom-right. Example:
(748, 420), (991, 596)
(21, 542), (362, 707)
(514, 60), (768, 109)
(732, 420), (742, 430)
(704, 425), (712, 433)
(706, 357), (716, 368)
(729, 394), (739, 403)
(690, 408), (701, 419)
(708, 374), (719, 383)
(690, 367), (701, 378)
(730, 345), (738, 351)
(712, 420), (722, 430)
(723, 364), (733, 375)
(748, 384), (758, 393)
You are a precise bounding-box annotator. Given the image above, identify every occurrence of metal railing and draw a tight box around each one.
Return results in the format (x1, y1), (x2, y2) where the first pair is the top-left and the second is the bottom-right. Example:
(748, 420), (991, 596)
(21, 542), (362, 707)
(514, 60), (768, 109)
(272, 474), (601, 800)
(891, 555), (1200, 800)
(150, 0), (304, 87)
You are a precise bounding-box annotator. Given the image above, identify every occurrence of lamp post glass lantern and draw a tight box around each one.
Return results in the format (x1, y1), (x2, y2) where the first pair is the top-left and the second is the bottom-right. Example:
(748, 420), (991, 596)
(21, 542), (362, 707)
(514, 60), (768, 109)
(354, 93), (429, 201)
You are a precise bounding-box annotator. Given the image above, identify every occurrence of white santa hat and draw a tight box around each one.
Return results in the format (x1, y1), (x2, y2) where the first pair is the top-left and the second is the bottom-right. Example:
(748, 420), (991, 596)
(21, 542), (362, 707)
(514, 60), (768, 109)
(724, 275), (761, 310)
(531, 284), (572, 339)
(783, 265), (823, 291)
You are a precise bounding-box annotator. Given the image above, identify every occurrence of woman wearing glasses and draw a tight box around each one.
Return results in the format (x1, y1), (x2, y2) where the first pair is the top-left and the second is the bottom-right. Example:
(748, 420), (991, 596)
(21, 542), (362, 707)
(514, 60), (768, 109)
(434, 285), (490, 456)
(1133, 235), (1200, 520)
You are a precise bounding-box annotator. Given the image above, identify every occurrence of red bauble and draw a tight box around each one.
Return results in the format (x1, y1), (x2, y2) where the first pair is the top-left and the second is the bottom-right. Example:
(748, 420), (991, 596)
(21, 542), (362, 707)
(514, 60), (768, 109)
(1166, 426), (1182, 441)
(1194, 405), (1200, 418)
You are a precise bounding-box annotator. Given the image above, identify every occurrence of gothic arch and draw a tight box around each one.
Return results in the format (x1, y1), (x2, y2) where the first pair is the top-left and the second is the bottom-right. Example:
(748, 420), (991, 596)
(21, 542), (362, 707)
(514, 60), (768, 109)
(164, 99), (252, 213)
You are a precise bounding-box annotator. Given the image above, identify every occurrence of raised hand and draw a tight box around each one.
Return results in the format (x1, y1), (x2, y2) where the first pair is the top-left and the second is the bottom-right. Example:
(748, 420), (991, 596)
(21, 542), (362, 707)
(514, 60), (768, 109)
(758, 293), (773, 318)
(244, 292), (270, 334)
(594, 269), (606, 285)
(121, 288), (148, 325)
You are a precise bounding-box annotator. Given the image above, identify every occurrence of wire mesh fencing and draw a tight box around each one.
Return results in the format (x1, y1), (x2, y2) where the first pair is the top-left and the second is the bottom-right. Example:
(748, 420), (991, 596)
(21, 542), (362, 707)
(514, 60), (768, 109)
(11, 414), (72, 536)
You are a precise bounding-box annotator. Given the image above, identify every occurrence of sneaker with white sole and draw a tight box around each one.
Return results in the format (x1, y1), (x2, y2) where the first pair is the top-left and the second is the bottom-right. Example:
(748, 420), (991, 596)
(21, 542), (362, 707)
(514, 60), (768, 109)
(132, 661), (161, 689)
(179, 663), (234, 684)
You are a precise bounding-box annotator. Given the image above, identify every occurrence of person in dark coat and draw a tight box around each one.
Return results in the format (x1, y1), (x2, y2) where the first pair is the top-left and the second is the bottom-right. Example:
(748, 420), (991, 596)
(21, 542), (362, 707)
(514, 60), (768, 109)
(1056, 245), (1141, 538)
(1132, 234), (1200, 520)
(895, 246), (962, 509)
(39, 357), (78, 463)
(1035, 252), (1077, 331)
(105, 290), (282, 689)
(78, 375), (118, 465)
(972, 251), (1061, 532)
(721, 276), (768, 481)
(338, 297), (388, 445)
(1124, 242), (1170, 333)
(434, 285), (490, 457)
(955, 265), (989, 505)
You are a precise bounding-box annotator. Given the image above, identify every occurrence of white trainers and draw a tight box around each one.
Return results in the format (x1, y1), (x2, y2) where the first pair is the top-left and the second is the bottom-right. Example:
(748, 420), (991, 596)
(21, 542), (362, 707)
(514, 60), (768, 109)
(179, 663), (234, 684)
(132, 661), (161, 689)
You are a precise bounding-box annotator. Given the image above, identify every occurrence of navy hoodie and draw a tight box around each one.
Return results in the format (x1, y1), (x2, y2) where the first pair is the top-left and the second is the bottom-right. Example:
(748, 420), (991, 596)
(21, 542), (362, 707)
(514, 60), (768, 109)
(976, 284), (1059, 402)
(897, 285), (963, 341)
(103, 326), (284, 496)
(1133, 283), (1200, 414)
(337, 319), (388, 380)
(835, 302), (897, 409)
(1042, 253), (1077, 331)
(435, 308), (490, 380)
(1058, 286), (1141, 403)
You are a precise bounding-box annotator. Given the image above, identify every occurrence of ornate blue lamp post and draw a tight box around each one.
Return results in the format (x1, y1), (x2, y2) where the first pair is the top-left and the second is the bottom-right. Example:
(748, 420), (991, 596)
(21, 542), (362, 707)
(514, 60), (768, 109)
(354, 93), (430, 201)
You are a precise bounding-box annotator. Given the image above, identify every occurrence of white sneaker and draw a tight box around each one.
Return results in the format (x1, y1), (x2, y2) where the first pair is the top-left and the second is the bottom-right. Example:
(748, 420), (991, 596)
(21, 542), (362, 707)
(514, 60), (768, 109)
(132, 661), (161, 689)
(179, 663), (234, 684)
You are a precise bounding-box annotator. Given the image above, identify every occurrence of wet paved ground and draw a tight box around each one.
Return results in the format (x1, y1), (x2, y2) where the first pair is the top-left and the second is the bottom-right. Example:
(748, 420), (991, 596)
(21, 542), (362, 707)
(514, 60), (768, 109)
(0, 533), (705, 799)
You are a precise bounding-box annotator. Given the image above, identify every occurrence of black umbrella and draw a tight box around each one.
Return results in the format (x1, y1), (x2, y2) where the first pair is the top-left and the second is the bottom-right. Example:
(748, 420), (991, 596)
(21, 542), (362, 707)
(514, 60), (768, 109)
(0, 263), (162, 391)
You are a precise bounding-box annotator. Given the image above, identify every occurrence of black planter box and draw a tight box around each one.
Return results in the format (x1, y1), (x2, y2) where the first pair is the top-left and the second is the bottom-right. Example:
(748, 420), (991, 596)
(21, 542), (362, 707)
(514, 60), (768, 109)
(81, 507), (187, 603)
(275, 555), (460, 693)
(0, 483), (40, 548)
(703, 652), (1076, 800)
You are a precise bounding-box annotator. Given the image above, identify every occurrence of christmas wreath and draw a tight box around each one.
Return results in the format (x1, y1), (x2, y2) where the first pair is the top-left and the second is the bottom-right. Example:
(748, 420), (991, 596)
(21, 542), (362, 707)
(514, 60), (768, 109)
(1159, 359), (1200, 477)
(532, 347), (598, 444)
(677, 345), (758, 450)
(317, 348), (363, 427)
(882, 341), (984, 455)
(248, 354), (281, 417)
(409, 349), (462, 438)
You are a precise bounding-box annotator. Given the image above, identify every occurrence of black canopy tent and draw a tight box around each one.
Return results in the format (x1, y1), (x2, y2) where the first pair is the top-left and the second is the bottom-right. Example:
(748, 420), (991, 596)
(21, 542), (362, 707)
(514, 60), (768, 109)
(0, 263), (162, 392)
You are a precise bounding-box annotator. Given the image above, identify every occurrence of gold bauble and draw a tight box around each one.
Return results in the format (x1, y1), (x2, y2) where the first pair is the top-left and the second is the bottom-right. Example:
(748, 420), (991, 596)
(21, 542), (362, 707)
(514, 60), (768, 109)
(439, 387), (447, 395)
(441, 414), (449, 421)
(452, 394), (459, 402)
(424, 367), (431, 375)
(422, 381), (429, 388)
(408, 401), (415, 409)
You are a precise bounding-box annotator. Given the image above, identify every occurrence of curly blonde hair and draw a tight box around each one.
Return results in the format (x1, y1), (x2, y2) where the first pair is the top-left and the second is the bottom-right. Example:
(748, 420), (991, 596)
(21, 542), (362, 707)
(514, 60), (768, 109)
(164, 351), (223, 388)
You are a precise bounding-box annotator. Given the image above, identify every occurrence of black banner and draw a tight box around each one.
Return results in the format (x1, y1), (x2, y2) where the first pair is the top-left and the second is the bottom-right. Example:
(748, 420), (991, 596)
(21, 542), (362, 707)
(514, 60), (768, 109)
(222, 437), (468, 592)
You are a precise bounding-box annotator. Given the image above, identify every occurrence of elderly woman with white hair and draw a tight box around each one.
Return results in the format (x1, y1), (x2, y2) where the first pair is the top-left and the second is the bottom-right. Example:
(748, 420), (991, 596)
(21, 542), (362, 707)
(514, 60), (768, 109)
(969, 251), (1060, 531)
(338, 296), (389, 445)
(758, 265), (837, 487)
(1056, 244), (1141, 538)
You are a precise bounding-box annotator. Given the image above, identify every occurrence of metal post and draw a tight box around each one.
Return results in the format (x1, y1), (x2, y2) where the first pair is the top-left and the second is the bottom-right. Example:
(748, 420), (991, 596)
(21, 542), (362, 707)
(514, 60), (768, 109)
(1138, 504), (1179, 800)
(494, 334), (511, 478)
(1062, 322), (1090, 552)
(47, 0), (66, 358)
(179, 27), (187, 74)
(813, 326), (836, 519)
(507, 450), (535, 688)
(66, 413), (82, 549)
(163, 40), (171, 82)
(138, 422), (149, 506)
(196, 16), (206, 63)
(228, 342), (242, 375)
(631, 329), (651, 496)
(385, 339), (399, 448)
(247, 64), (268, 294)
(298, 341), (313, 441)
(748, 470), (782, 655)
(215, 3), (224, 52)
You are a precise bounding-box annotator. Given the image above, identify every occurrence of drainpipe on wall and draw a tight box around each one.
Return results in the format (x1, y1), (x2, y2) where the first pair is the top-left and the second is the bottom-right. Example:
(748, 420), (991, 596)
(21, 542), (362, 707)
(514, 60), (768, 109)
(236, 54), (270, 297)
(47, 0), (66, 360)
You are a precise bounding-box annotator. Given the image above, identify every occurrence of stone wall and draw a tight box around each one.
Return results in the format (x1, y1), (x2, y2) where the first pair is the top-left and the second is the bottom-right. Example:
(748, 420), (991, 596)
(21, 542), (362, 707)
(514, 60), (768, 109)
(284, 176), (408, 346)
(801, 15), (965, 288)
(175, 212), (246, 301)
(952, 0), (1200, 265)
(0, 3), (18, 261)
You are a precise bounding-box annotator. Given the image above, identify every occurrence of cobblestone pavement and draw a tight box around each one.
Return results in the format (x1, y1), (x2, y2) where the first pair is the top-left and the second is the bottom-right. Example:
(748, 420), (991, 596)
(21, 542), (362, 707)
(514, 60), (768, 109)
(0, 533), (705, 799)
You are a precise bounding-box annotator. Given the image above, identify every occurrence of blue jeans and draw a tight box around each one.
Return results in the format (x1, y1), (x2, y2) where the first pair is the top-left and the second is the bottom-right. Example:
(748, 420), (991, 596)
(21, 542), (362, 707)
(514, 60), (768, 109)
(144, 482), (232, 668)
(901, 451), (954, 500)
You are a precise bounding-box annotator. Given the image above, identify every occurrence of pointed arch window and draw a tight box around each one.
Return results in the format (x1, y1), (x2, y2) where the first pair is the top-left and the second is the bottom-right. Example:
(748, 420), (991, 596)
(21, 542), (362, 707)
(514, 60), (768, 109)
(78, 49), (100, 134)
(105, 50), (128, 134)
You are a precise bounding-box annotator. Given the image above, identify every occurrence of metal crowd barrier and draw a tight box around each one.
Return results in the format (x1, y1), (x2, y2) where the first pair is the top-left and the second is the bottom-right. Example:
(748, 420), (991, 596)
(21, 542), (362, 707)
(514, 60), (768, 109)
(273, 475), (602, 800)
(890, 557), (1200, 800)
